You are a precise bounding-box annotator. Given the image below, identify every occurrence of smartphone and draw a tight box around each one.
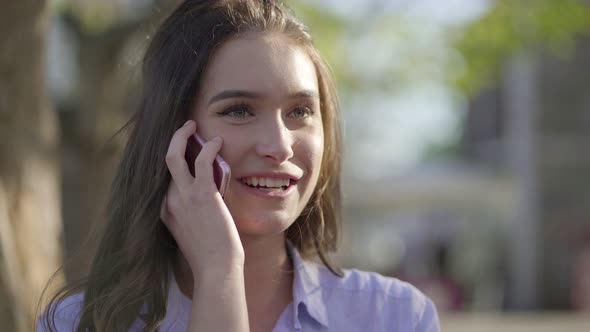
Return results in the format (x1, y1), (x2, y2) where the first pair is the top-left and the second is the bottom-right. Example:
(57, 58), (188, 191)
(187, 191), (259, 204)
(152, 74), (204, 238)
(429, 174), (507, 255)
(185, 133), (231, 199)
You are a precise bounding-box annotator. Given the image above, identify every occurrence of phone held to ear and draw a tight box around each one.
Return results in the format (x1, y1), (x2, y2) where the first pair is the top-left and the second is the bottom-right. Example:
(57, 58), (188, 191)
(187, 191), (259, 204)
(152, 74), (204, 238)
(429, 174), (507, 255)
(185, 133), (231, 199)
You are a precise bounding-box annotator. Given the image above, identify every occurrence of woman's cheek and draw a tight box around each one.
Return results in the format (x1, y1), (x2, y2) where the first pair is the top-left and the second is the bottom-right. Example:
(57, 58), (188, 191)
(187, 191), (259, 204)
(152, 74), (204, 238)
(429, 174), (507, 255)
(309, 130), (325, 166)
(293, 136), (323, 183)
(217, 131), (247, 163)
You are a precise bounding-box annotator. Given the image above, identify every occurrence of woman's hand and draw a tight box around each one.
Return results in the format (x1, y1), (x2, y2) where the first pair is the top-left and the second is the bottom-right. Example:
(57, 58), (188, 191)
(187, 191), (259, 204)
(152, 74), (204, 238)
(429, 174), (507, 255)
(162, 121), (250, 331)
(160, 120), (244, 277)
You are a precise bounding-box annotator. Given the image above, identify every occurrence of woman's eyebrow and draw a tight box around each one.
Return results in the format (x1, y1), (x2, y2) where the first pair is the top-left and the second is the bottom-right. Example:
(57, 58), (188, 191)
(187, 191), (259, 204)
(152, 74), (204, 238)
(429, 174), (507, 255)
(208, 89), (319, 106)
(290, 90), (319, 99)
(208, 90), (261, 105)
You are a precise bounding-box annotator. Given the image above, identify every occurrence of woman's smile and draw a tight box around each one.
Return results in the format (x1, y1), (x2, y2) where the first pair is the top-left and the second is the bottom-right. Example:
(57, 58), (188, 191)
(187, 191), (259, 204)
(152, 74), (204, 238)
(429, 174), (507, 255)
(236, 172), (301, 199)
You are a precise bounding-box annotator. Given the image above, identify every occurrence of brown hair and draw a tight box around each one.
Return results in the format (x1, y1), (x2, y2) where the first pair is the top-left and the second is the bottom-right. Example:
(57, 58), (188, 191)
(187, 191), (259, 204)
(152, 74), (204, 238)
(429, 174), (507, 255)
(40, 1), (343, 331)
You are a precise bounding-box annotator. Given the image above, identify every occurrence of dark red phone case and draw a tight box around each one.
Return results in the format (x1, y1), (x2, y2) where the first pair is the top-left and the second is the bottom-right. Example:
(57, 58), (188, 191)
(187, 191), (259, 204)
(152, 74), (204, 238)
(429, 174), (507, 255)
(185, 133), (231, 198)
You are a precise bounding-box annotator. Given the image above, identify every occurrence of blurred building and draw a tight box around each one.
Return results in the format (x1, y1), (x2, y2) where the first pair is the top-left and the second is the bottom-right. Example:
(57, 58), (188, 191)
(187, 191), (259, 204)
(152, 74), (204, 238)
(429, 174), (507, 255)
(462, 35), (590, 310)
(338, 34), (590, 312)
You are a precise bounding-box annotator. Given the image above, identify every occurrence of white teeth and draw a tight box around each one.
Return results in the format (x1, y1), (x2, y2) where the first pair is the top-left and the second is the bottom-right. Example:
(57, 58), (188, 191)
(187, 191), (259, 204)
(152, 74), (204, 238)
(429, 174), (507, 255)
(241, 176), (290, 188)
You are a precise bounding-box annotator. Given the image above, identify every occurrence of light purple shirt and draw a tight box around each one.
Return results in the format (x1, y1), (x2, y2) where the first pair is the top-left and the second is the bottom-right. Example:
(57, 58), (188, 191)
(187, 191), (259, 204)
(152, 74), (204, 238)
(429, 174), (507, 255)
(39, 242), (440, 331)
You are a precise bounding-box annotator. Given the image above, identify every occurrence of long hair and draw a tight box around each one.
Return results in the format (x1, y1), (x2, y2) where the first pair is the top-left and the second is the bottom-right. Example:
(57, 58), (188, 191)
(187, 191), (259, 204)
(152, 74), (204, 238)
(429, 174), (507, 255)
(41, 0), (343, 330)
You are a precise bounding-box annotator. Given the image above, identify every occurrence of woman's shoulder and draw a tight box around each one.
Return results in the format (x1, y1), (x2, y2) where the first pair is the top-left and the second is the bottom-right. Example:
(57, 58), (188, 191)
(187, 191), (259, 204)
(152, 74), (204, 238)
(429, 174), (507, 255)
(36, 293), (84, 332)
(318, 264), (430, 303)
(302, 263), (440, 330)
(51, 293), (85, 319)
(289, 242), (437, 320)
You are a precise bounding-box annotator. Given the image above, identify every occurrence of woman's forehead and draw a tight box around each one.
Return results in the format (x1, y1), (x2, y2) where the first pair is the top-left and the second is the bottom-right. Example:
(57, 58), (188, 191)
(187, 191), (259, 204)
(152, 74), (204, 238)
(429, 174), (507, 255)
(198, 34), (319, 102)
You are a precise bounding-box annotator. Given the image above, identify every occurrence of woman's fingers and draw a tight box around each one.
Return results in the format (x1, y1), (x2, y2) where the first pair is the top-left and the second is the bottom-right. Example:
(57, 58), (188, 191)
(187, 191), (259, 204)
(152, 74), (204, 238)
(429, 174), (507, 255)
(165, 120), (196, 191)
(163, 121), (225, 233)
(193, 136), (223, 189)
(160, 127), (242, 273)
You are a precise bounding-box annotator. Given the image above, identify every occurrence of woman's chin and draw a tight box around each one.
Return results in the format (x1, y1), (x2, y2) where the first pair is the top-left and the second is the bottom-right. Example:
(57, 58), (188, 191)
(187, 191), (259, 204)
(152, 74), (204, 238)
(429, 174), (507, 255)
(233, 212), (295, 237)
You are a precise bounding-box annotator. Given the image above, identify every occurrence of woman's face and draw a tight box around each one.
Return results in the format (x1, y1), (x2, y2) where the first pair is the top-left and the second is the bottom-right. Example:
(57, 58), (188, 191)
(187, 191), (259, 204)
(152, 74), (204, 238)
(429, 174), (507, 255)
(192, 34), (323, 237)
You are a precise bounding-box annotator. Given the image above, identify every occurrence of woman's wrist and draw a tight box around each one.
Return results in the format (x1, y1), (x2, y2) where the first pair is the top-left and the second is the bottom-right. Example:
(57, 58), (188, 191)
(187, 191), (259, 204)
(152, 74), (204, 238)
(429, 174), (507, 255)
(193, 263), (245, 288)
(188, 263), (249, 331)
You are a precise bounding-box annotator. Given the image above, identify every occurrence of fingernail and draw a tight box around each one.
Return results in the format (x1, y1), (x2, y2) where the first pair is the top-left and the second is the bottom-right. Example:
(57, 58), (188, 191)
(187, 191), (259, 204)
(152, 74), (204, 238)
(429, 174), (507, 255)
(184, 120), (192, 127)
(213, 136), (223, 143)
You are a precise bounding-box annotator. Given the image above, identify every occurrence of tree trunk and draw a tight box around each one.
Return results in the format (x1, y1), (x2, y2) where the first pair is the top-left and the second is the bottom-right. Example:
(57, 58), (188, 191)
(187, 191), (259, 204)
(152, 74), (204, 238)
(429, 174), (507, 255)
(0, 1), (63, 331)
(60, 22), (138, 282)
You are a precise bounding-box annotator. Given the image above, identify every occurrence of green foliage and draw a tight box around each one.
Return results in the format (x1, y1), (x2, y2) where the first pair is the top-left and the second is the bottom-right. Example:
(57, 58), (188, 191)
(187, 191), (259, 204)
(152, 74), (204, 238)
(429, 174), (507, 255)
(286, 1), (430, 95)
(454, 0), (590, 95)
(54, 0), (590, 99)
(50, 1), (118, 34)
(285, 0), (353, 89)
(50, 0), (158, 35)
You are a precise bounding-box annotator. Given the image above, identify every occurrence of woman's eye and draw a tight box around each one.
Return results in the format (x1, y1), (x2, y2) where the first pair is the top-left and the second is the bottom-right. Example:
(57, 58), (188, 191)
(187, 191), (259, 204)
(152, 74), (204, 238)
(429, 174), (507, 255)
(289, 106), (314, 119)
(220, 105), (253, 120)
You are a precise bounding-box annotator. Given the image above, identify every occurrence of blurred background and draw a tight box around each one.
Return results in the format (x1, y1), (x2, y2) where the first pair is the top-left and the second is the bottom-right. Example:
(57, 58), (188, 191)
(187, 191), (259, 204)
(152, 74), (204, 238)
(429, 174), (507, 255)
(1, 0), (590, 331)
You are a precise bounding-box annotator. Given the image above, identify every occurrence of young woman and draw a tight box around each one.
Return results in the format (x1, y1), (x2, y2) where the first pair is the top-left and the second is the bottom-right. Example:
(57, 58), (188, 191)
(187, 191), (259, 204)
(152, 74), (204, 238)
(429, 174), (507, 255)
(39, 1), (439, 331)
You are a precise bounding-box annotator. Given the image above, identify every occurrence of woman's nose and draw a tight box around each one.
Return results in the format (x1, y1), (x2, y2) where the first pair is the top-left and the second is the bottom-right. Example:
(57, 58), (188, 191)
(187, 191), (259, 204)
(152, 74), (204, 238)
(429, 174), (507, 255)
(255, 117), (294, 163)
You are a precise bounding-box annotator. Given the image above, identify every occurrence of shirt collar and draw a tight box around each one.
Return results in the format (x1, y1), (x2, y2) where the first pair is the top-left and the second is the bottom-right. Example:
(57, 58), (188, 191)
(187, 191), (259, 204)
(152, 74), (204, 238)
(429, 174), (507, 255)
(286, 241), (329, 329)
